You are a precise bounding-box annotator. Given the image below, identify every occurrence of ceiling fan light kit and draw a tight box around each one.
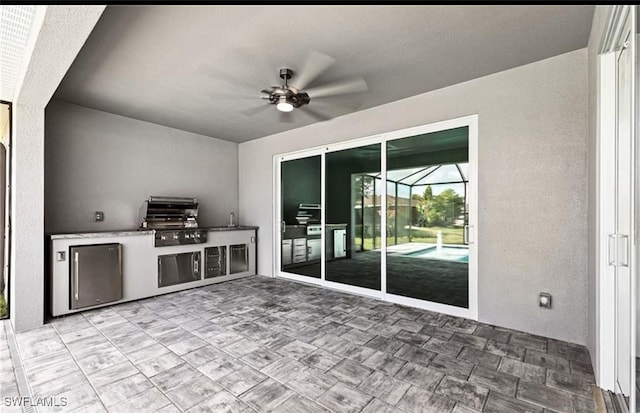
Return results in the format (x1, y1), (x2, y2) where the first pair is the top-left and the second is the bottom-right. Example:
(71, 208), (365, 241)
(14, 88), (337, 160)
(263, 67), (311, 113)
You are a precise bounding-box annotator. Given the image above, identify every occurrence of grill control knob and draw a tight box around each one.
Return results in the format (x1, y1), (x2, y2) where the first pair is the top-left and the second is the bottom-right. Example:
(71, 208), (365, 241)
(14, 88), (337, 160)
(195, 232), (201, 238)
(173, 233), (179, 240)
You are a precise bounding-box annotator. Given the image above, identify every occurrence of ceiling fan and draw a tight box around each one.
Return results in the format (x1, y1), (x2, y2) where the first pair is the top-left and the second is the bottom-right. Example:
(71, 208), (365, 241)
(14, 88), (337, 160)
(260, 65), (368, 116)
(201, 50), (369, 121)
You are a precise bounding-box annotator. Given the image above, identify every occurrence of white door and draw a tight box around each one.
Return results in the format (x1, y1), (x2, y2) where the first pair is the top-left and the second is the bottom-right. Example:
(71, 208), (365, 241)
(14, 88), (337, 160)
(614, 23), (633, 400)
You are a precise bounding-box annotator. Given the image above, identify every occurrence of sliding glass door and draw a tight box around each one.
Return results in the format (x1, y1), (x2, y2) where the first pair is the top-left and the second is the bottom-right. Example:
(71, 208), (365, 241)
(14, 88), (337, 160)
(325, 143), (381, 293)
(278, 152), (323, 281)
(275, 116), (477, 318)
(385, 127), (471, 309)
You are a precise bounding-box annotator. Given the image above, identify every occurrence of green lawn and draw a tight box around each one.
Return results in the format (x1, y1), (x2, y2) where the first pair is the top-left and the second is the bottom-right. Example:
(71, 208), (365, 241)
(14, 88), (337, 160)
(0, 294), (6, 318)
(355, 226), (464, 250)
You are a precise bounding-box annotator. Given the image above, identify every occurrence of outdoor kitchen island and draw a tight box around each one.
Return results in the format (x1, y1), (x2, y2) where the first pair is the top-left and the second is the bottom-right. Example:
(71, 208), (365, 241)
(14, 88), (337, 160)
(47, 225), (258, 317)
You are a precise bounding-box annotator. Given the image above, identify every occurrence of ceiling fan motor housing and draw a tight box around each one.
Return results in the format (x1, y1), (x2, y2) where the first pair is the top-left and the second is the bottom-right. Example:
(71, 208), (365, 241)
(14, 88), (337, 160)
(263, 68), (310, 108)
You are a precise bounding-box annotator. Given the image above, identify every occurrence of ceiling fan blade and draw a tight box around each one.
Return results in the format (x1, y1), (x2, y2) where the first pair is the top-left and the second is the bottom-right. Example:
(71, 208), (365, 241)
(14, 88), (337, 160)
(239, 103), (271, 117)
(290, 50), (336, 91)
(299, 106), (332, 122)
(197, 64), (262, 91)
(305, 77), (368, 99)
(205, 91), (267, 100)
(311, 95), (364, 111)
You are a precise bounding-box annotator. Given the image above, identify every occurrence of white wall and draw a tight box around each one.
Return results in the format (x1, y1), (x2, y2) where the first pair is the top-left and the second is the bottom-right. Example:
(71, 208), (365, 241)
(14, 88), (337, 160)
(11, 6), (105, 332)
(239, 49), (589, 345)
(45, 100), (239, 233)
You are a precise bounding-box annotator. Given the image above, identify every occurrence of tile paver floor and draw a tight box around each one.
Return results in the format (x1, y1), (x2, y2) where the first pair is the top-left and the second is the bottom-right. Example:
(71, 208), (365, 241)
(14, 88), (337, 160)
(1, 276), (613, 412)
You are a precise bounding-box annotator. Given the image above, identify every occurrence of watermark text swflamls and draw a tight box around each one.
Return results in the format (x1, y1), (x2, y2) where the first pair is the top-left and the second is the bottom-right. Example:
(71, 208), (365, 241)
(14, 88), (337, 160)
(4, 396), (68, 407)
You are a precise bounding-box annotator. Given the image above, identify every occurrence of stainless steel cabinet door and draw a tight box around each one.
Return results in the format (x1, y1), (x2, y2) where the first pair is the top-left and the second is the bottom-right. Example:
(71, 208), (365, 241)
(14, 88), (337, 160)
(230, 244), (249, 274)
(158, 252), (201, 287)
(70, 244), (122, 310)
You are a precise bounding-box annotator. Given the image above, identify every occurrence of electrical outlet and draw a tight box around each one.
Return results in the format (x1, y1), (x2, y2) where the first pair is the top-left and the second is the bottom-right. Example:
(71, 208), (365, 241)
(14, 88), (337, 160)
(539, 292), (552, 309)
(95, 211), (104, 222)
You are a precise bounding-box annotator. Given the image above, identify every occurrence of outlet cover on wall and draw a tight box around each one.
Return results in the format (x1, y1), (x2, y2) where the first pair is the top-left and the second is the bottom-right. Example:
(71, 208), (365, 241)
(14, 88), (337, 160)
(94, 211), (104, 222)
(539, 292), (552, 309)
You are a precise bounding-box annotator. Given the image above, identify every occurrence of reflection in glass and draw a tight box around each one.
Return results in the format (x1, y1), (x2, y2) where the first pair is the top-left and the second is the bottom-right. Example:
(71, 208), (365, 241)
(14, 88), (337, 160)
(280, 156), (321, 278)
(385, 127), (469, 307)
(325, 144), (381, 290)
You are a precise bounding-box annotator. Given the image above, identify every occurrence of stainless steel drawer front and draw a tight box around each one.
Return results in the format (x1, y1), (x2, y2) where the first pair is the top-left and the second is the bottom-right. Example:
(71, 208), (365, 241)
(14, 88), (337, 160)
(205, 246), (227, 278)
(158, 251), (201, 287)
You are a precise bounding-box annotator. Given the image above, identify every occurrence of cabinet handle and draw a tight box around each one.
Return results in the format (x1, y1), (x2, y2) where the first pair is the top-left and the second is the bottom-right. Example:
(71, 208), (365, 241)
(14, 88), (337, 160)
(282, 221), (286, 233)
(74, 252), (79, 301)
(194, 258), (199, 274)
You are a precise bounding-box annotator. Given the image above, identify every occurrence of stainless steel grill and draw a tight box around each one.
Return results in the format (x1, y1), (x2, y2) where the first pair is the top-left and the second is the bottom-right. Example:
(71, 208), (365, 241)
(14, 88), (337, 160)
(139, 196), (207, 247)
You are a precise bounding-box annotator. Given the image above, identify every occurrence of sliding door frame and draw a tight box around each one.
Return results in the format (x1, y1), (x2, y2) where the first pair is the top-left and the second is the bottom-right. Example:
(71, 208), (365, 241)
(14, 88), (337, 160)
(273, 114), (479, 320)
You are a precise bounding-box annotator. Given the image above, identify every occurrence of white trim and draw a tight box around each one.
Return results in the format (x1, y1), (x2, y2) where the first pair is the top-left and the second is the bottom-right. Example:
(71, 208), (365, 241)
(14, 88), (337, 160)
(596, 52), (615, 388)
(273, 115), (479, 321)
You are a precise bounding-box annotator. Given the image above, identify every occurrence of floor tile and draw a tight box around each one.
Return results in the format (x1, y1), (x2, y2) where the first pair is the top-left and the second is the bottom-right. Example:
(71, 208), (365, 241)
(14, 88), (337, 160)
(362, 350), (406, 376)
(457, 346), (501, 369)
(261, 356), (308, 382)
(483, 391), (543, 413)
(525, 349), (571, 373)
(485, 340), (526, 361)
(498, 357), (546, 384)
(240, 378), (294, 412)
(509, 333), (547, 352)
(165, 374), (223, 411)
(167, 336), (208, 356)
(277, 339), (317, 361)
(299, 349), (343, 372)
(468, 365), (518, 396)
(187, 390), (250, 413)
(217, 364), (268, 396)
(272, 394), (331, 413)
(358, 371), (411, 405)
(327, 358), (374, 387)
(423, 337), (463, 357)
(394, 343), (436, 366)
(95, 373), (153, 407)
(282, 367), (337, 399)
(435, 375), (489, 411)
(396, 385), (456, 413)
(137, 352), (184, 377)
(394, 362), (445, 391)
(316, 382), (373, 413)
(516, 380), (574, 412)
(361, 398), (405, 413)
(429, 353), (475, 379)
(108, 387), (172, 413)
(473, 325), (511, 344)
(150, 363), (202, 392)
(182, 344), (230, 367)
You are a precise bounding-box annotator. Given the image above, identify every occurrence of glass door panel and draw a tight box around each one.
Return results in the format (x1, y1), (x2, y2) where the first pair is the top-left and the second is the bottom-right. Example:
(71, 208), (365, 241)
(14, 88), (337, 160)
(386, 127), (469, 308)
(325, 143), (381, 290)
(280, 155), (322, 279)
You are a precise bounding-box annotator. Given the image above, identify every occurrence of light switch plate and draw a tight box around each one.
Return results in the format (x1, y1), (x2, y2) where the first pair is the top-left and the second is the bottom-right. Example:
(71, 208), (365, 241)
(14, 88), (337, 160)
(95, 211), (104, 222)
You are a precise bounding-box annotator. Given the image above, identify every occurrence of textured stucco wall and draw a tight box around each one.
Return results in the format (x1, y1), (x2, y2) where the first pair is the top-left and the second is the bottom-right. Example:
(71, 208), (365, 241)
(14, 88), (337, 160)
(45, 100), (239, 233)
(11, 6), (104, 331)
(239, 49), (588, 345)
